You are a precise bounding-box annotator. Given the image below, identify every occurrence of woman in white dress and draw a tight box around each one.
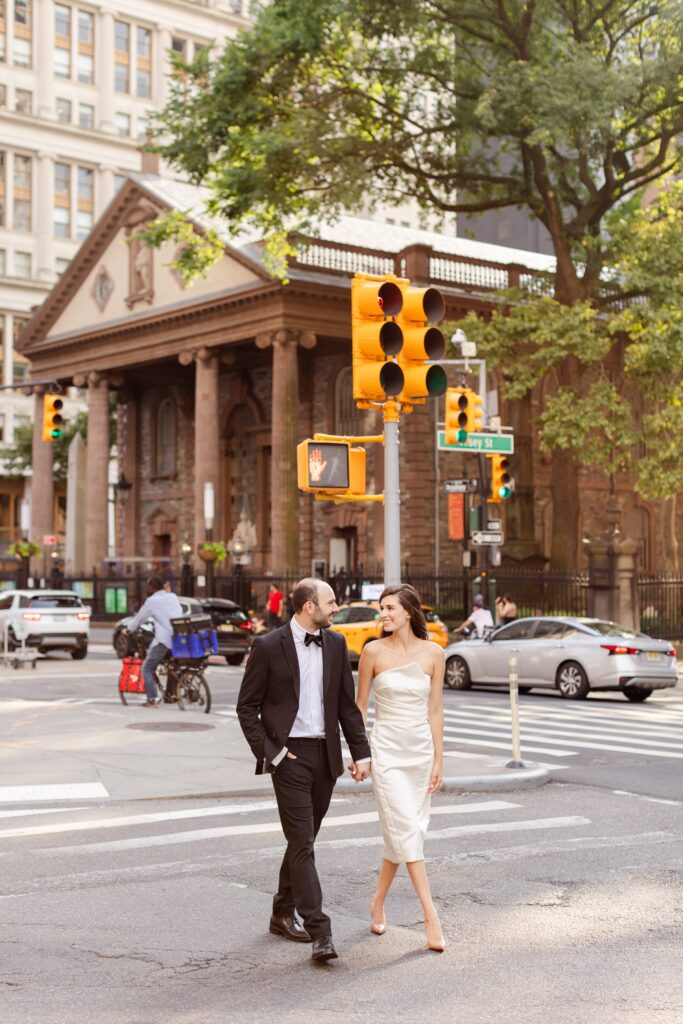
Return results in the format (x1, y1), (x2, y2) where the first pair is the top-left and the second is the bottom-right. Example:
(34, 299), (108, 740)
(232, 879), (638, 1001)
(355, 584), (445, 951)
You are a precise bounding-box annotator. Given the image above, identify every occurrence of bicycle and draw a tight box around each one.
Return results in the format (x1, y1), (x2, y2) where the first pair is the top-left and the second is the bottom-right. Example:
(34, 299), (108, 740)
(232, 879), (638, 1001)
(118, 650), (212, 713)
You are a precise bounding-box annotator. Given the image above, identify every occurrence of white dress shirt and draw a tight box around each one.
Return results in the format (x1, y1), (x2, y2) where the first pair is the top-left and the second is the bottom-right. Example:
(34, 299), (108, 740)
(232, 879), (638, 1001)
(289, 616), (326, 738)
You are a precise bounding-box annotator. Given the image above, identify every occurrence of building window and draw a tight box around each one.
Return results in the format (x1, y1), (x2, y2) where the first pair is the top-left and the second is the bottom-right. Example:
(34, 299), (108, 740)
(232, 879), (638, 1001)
(77, 9), (93, 83)
(78, 102), (93, 128)
(0, 150), (5, 227)
(53, 2), (70, 76)
(114, 19), (129, 93)
(15, 87), (31, 113)
(154, 398), (176, 477)
(54, 160), (70, 236)
(114, 19), (152, 97)
(114, 111), (130, 136)
(136, 115), (148, 141)
(13, 153), (31, 231)
(136, 26), (151, 97)
(0, 248), (5, 274)
(56, 96), (71, 122)
(171, 36), (185, 58)
(13, 0), (31, 68)
(55, 256), (70, 275)
(0, 0), (5, 63)
(76, 165), (93, 239)
(14, 250), (31, 278)
(0, 84), (6, 107)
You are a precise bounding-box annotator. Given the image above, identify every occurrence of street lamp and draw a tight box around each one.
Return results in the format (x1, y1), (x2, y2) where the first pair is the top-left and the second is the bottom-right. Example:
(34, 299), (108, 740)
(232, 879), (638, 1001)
(229, 537), (246, 606)
(180, 539), (193, 597)
(204, 481), (215, 598)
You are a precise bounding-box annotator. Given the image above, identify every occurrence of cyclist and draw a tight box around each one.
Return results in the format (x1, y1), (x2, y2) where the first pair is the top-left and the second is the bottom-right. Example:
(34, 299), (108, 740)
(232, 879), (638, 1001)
(454, 593), (494, 638)
(124, 575), (183, 707)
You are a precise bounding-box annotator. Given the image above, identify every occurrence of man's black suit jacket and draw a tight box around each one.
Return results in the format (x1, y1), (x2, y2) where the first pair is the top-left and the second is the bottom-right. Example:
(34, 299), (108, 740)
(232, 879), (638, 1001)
(236, 623), (371, 777)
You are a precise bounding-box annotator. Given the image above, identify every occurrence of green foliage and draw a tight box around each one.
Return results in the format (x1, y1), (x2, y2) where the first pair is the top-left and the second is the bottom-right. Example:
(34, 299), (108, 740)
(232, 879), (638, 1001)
(197, 540), (228, 563)
(129, 210), (225, 285)
(9, 540), (42, 558)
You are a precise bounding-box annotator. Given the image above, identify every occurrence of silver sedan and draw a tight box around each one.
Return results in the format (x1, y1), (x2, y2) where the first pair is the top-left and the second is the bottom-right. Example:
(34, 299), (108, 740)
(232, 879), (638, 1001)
(444, 617), (678, 701)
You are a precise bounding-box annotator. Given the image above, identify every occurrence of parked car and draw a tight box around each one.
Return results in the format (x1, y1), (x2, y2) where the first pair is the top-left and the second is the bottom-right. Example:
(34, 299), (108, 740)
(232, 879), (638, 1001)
(0, 589), (90, 659)
(112, 595), (253, 665)
(443, 616), (678, 701)
(330, 600), (449, 665)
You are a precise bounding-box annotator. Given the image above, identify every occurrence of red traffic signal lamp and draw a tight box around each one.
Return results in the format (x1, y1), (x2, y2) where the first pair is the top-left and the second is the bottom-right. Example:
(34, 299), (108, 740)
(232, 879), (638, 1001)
(42, 393), (64, 442)
(351, 274), (404, 403)
(395, 285), (446, 405)
(488, 454), (512, 501)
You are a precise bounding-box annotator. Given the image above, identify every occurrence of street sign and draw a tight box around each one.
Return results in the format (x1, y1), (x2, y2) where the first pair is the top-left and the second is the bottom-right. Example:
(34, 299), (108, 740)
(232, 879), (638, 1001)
(437, 430), (514, 454)
(42, 534), (56, 546)
(487, 518), (501, 529)
(443, 479), (478, 494)
(471, 530), (504, 546)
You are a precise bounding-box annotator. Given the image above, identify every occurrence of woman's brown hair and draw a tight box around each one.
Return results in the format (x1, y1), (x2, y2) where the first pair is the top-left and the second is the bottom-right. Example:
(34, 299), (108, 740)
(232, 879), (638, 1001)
(379, 584), (429, 640)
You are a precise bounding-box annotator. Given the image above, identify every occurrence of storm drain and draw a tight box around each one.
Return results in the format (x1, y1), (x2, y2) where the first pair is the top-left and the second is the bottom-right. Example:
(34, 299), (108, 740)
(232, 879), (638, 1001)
(588, 757), (649, 767)
(126, 722), (215, 732)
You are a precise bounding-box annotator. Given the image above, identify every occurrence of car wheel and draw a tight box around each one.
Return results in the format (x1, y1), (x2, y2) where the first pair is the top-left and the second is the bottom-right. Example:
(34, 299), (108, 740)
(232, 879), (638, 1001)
(445, 655), (471, 690)
(623, 686), (653, 702)
(71, 645), (88, 660)
(556, 661), (590, 699)
(225, 654), (244, 666)
(518, 686), (533, 695)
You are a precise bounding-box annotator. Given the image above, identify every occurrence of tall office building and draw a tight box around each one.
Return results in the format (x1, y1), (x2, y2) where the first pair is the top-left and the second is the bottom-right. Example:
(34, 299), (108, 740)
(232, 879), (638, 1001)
(0, 0), (250, 546)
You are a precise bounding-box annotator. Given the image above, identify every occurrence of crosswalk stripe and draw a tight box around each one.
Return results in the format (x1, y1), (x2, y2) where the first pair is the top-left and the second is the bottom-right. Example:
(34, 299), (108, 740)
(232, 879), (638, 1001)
(444, 705), (683, 739)
(36, 799), (521, 855)
(0, 783), (109, 803)
(460, 700), (683, 725)
(442, 726), (577, 757)
(319, 815), (592, 849)
(444, 716), (683, 751)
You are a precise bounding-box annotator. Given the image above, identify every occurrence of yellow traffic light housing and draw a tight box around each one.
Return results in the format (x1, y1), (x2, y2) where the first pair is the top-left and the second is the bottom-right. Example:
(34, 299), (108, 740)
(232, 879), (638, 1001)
(42, 393), (64, 442)
(297, 440), (366, 496)
(351, 274), (404, 404)
(445, 388), (469, 445)
(489, 454), (512, 502)
(395, 284), (447, 405)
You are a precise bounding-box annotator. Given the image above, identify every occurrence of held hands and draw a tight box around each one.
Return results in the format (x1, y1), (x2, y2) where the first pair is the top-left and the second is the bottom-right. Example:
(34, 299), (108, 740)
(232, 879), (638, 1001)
(427, 764), (443, 794)
(348, 761), (371, 783)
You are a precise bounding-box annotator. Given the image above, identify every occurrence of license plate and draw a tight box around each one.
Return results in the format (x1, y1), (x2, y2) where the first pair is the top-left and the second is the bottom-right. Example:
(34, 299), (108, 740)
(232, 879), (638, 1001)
(218, 624), (235, 632)
(646, 651), (661, 662)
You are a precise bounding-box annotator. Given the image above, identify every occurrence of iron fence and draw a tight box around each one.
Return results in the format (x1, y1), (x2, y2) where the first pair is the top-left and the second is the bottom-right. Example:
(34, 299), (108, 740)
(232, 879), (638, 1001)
(638, 575), (683, 640)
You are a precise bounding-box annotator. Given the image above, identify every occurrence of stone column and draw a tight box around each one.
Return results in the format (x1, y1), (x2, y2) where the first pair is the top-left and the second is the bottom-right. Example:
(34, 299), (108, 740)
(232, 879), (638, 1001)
(3, 312), (13, 386)
(36, 152), (55, 283)
(190, 349), (220, 558)
(257, 330), (315, 570)
(119, 392), (139, 558)
(98, 164), (116, 214)
(30, 390), (55, 569)
(35, 0), (55, 119)
(84, 373), (110, 570)
(614, 538), (639, 631)
(97, 11), (115, 134)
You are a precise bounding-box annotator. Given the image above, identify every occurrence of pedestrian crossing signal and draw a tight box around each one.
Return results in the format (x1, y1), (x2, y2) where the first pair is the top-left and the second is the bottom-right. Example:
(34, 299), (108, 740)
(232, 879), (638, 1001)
(42, 393), (64, 442)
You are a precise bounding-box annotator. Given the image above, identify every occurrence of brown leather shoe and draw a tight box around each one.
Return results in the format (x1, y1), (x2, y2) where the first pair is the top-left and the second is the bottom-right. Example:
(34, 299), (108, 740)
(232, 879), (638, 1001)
(269, 914), (311, 943)
(311, 935), (338, 962)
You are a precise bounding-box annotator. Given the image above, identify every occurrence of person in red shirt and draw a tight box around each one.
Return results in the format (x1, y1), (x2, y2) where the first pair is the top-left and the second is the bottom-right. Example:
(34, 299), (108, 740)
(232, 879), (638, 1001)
(266, 583), (284, 630)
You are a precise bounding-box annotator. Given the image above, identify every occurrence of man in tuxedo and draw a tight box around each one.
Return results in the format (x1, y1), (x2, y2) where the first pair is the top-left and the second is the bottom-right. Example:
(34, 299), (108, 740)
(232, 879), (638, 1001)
(237, 577), (371, 962)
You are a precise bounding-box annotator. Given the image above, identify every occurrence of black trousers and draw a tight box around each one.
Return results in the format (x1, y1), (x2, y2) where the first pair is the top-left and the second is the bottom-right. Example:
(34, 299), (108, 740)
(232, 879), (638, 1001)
(271, 737), (336, 940)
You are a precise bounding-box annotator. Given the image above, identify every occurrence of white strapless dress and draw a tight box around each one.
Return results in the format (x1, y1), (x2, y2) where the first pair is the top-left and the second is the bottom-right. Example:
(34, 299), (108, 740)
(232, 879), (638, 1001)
(370, 661), (434, 864)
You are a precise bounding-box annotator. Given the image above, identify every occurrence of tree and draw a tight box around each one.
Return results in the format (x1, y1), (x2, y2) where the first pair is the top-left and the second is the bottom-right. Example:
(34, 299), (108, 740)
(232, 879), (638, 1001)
(2, 403), (116, 485)
(149, 0), (683, 566)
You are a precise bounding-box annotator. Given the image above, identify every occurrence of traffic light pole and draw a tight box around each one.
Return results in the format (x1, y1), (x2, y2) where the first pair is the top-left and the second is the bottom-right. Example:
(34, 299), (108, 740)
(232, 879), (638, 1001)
(383, 399), (401, 585)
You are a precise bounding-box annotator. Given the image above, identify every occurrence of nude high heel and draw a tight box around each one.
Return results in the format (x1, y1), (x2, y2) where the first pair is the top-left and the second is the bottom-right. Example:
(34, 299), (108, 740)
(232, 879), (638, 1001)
(370, 895), (386, 935)
(424, 914), (446, 952)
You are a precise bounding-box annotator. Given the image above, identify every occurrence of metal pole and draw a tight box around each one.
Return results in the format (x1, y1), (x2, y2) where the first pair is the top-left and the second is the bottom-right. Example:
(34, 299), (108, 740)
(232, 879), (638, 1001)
(507, 654), (526, 768)
(383, 399), (401, 585)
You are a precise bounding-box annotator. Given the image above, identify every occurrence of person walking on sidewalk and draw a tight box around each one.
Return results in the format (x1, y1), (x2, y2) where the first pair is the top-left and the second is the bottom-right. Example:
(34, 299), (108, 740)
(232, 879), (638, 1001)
(125, 575), (183, 707)
(236, 577), (371, 963)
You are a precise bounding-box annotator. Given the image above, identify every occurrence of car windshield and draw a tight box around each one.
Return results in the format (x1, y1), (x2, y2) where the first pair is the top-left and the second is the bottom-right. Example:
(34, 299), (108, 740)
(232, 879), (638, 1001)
(332, 609), (353, 624)
(21, 595), (82, 608)
(578, 619), (647, 639)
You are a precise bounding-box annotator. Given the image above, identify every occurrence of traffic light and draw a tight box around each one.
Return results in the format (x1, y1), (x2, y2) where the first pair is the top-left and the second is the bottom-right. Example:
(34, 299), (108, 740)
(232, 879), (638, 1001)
(489, 454), (512, 501)
(297, 440), (366, 495)
(351, 273), (405, 403)
(395, 284), (447, 405)
(445, 388), (469, 445)
(42, 393), (64, 442)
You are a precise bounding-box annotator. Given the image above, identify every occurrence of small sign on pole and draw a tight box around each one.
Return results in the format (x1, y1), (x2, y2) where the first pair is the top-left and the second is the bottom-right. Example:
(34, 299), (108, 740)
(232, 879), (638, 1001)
(42, 534), (56, 546)
(443, 479), (478, 494)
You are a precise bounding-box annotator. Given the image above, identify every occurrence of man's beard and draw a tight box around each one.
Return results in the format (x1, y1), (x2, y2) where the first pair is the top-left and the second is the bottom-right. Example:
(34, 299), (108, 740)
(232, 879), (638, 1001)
(311, 607), (331, 629)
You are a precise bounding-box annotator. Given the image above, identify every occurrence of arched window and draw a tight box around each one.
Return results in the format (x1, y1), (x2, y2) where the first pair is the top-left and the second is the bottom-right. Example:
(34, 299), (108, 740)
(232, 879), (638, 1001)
(155, 398), (176, 477)
(335, 367), (360, 437)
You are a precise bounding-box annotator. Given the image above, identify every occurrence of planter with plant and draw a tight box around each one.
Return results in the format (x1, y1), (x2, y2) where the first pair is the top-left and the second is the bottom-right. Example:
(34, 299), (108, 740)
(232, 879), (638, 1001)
(9, 540), (43, 559)
(197, 541), (228, 564)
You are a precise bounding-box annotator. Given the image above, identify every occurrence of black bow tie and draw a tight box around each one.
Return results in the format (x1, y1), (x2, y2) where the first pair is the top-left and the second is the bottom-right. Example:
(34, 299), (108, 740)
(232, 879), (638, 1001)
(304, 632), (323, 648)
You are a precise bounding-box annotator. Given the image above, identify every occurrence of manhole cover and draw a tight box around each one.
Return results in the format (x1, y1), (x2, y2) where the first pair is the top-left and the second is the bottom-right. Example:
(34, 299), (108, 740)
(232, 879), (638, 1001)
(127, 722), (215, 732)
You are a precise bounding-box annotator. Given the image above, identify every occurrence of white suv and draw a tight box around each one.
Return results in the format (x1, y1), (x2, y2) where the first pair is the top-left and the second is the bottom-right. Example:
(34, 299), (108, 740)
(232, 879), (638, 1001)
(0, 590), (91, 659)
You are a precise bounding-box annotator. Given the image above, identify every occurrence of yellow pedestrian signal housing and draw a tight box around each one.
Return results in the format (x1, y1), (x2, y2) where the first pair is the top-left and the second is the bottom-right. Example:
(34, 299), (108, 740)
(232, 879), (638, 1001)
(489, 454), (512, 501)
(396, 284), (447, 405)
(445, 387), (483, 443)
(42, 393), (64, 442)
(351, 274), (404, 403)
(297, 440), (366, 495)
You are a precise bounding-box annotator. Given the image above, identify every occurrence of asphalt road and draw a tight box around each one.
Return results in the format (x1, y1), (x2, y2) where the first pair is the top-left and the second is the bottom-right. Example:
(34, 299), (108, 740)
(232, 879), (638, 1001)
(2, 642), (683, 1022)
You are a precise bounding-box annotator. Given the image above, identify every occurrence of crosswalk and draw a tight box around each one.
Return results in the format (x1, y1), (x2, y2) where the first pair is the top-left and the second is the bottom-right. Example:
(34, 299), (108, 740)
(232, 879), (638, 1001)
(0, 793), (592, 866)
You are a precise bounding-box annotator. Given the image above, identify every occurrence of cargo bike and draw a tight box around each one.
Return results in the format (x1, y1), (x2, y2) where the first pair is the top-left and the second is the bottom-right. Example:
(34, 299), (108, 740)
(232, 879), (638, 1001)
(118, 614), (216, 713)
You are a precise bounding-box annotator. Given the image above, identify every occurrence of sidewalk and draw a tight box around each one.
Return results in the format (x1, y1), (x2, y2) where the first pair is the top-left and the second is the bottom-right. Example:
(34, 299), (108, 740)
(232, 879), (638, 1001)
(0, 697), (549, 803)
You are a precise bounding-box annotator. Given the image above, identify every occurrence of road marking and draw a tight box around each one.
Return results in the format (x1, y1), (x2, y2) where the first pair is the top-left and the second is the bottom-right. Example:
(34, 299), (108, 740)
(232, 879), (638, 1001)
(319, 815), (592, 849)
(442, 725), (577, 757)
(0, 782), (109, 803)
(611, 790), (681, 806)
(446, 704), (683, 738)
(36, 800), (519, 855)
(443, 713), (683, 750)
(0, 806), (89, 821)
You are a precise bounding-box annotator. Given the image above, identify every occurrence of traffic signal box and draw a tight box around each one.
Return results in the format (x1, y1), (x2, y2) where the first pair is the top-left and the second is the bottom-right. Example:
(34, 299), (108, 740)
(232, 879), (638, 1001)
(444, 387), (483, 444)
(488, 454), (512, 502)
(297, 440), (366, 495)
(351, 272), (446, 408)
(42, 393), (64, 442)
(395, 285), (447, 406)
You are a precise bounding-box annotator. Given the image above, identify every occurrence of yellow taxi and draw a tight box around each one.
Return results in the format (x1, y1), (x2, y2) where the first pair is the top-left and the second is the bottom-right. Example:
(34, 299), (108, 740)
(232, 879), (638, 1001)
(330, 600), (449, 664)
